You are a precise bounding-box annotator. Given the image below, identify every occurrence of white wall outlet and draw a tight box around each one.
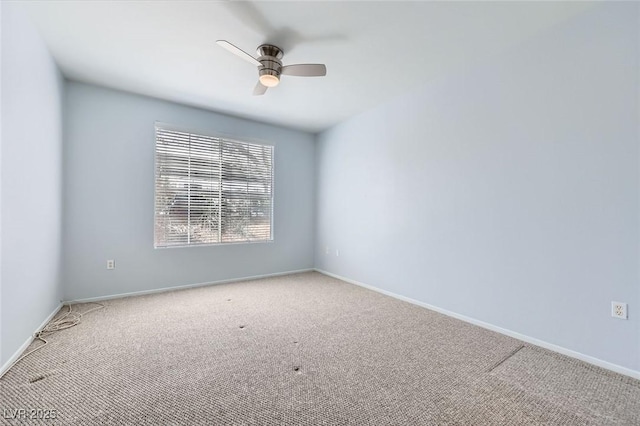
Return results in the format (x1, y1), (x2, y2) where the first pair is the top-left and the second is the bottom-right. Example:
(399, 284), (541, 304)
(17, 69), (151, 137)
(335, 249), (339, 257)
(611, 301), (627, 319)
(325, 246), (329, 255)
(106, 259), (115, 270)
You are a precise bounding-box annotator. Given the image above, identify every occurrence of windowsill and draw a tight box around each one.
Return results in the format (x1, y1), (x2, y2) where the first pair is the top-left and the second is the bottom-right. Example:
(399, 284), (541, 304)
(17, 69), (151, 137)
(154, 239), (274, 249)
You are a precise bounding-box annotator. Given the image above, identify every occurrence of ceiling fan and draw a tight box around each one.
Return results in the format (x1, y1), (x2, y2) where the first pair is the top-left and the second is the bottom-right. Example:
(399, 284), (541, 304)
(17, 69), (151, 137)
(216, 40), (327, 96)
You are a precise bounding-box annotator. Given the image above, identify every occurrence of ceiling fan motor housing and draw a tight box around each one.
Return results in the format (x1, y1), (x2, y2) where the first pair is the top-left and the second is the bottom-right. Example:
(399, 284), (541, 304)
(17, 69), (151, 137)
(257, 44), (283, 79)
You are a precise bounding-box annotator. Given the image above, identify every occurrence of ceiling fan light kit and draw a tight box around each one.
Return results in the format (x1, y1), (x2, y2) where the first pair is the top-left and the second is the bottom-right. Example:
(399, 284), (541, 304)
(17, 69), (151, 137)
(216, 40), (326, 96)
(259, 74), (280, 87)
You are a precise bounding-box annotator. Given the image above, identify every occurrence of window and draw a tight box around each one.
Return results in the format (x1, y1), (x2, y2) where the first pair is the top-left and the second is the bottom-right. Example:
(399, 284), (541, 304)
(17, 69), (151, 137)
(154, 126), (273, 248)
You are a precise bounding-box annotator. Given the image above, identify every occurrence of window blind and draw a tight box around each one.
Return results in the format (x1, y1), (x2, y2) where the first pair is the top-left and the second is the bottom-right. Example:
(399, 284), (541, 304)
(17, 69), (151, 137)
(154, 127), (273, 248)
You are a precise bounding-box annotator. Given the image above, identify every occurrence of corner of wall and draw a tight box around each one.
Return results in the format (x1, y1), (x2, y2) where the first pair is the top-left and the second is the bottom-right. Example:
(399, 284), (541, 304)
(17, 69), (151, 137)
(0, 1), (65, 365)
(0, 0), (4, 364)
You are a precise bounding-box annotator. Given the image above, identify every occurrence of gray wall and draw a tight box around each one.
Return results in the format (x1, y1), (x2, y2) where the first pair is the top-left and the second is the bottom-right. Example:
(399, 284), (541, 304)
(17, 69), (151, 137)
(315, 4), (639, 371)
(1, 2), (64, 365)
(63, 82), (315, 300)
(0, 0), (3, 363)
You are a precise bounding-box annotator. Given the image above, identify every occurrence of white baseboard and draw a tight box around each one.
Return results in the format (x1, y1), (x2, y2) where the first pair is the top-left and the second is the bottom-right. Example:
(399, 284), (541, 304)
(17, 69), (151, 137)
(315, 269), (640, 380)
(0, 303), (63, 379)
(65, 268), (315, 304)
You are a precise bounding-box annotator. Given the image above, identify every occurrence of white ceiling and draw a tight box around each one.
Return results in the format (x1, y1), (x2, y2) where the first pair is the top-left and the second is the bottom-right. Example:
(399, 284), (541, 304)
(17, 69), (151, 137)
(23, 1), (594, 133)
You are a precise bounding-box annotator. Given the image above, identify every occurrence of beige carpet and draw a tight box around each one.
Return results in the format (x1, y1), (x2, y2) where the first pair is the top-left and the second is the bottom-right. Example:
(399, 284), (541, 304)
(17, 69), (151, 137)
(1, 272), (638, 425)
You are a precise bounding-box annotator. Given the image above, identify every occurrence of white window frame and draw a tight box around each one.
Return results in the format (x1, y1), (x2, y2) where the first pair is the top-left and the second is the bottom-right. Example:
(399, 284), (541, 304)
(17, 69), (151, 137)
(154, 123), (274, 248)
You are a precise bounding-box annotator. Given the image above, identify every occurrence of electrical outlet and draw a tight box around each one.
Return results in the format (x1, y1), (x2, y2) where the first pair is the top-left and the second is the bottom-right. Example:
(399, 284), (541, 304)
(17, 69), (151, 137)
(335, 249), (339, 257)
(106, 259), (115, 270)
(611, 301), (627, 319)
(325, 246), (329, 255)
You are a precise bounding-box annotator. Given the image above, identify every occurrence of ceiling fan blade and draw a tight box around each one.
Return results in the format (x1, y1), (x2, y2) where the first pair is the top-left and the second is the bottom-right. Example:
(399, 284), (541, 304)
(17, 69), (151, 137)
(253, 81), (268, 96)
(216, 40), (261, 67)
(281, 64), (327, 77)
